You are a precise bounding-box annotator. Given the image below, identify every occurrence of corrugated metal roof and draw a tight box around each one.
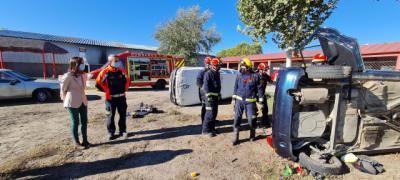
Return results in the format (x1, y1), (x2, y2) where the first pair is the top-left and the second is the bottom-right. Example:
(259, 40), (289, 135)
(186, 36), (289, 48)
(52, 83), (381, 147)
(0, 29), (158, 51)
(222, 42), (400, 62)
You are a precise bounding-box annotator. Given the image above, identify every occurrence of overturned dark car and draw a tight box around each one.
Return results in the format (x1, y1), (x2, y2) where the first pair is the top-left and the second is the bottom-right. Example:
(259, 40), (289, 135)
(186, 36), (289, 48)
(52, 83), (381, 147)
(271, 27), (400, 175)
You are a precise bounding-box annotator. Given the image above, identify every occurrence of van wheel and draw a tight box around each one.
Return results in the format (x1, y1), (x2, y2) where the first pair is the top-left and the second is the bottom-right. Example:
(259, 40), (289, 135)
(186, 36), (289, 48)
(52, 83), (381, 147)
(298, 148), (347, 175)
(34, 89), (51, 103)
(153, 80), (166, 90)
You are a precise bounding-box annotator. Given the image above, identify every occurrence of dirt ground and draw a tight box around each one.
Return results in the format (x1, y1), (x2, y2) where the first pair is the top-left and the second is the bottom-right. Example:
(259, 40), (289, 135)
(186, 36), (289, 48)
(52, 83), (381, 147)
(0, 88), (400, 180)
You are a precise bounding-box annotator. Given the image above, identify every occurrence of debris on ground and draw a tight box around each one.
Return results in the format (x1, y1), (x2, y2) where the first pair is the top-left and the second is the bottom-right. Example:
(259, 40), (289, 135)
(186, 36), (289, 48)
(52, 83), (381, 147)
(340, 153), (358, 163)
(339, 153), (385, 175)
(266, 136), (273, 148)
(190, 171), (199, 177)
(130, 102), (164, 118)
(282, 165), (293, 177)
(281, 163), (307, 177)
(352, 155), (384, 175)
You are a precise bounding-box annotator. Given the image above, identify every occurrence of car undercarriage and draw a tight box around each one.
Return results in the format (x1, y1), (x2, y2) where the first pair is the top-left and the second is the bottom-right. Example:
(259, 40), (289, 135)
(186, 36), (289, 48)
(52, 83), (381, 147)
(272, 27), (400, 175)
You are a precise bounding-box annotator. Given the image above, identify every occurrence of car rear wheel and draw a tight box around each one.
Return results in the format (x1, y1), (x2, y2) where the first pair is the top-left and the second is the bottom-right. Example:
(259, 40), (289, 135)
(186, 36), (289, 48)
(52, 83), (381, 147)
(298, 148), (347, 175)
(34, 89), (51, 103)
(153, 80), (166, 90)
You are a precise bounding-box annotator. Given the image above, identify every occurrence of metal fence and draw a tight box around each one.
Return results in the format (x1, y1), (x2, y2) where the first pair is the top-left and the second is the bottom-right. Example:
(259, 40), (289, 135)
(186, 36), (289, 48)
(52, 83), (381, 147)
(269, 56), (398, 73)
(364, 57), (397, 71)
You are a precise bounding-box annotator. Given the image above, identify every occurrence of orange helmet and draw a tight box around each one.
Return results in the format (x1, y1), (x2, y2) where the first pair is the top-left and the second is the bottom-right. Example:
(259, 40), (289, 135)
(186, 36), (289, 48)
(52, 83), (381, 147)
(312, 53), (327, 63)
(257, 63), (268, 71)
(204, 56), (212, 65)
(211, 58), (222, 66)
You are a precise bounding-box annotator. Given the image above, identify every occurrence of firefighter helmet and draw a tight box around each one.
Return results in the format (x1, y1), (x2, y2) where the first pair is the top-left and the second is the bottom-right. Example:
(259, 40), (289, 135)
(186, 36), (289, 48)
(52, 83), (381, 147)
(312, 53), (327, 63)
(240, 57), (253, 68)
(257, 63), (268, 71)
(211, 58), (222, 66)
(204, 56), (212, 65)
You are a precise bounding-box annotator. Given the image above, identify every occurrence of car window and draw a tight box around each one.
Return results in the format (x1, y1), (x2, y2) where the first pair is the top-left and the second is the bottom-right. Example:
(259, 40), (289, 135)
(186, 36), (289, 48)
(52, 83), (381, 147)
(220, 69), (231, 74)
(8, 71), (35, 81)
(0, 72), (15, 83)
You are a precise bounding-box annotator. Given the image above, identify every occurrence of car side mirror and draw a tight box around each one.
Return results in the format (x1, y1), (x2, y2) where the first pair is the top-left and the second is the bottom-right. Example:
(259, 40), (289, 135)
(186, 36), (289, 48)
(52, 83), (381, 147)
(10, 79), (20, 85)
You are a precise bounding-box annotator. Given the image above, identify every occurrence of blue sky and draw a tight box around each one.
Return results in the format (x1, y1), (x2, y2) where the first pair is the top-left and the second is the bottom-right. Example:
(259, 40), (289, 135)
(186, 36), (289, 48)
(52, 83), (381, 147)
(0, 0), (399, 54)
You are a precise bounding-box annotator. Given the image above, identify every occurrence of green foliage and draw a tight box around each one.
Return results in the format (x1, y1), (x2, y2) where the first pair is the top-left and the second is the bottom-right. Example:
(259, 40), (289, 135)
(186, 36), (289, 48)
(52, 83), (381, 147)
(237, 0), (339, 51)
(217, 42), (262, 57)
(155, 5), (221, 66)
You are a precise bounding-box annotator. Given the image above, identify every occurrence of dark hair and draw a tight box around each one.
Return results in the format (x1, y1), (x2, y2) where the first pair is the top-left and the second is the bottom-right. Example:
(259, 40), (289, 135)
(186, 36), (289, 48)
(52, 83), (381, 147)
(68, 57), (84, 75)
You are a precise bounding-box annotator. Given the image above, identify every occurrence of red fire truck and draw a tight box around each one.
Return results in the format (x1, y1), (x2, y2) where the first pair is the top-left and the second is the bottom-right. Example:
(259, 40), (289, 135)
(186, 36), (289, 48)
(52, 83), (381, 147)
(89, 51), (184, 89)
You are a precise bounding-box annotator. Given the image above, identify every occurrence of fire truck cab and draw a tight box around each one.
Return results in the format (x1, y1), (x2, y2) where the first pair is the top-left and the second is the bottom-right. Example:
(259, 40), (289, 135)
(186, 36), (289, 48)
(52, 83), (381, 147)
(89, 52), (184, 89)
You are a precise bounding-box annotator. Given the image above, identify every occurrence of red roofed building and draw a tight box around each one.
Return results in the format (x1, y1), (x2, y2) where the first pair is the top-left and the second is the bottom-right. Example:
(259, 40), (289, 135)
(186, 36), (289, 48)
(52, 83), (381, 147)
(221, 42), (400, 72)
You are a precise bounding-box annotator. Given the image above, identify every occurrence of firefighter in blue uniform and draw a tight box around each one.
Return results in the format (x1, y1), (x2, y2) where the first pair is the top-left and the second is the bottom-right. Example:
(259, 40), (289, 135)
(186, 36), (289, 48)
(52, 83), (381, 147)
(256, 63), (273, 128)
(196, 57), (211, 126)
(232, 58), (263, 145)
(202, 58), (222, 137)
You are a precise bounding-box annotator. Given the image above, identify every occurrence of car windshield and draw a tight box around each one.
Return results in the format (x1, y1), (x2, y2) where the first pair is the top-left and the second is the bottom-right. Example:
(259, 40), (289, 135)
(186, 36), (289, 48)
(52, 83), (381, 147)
(8, 71), (36, 81)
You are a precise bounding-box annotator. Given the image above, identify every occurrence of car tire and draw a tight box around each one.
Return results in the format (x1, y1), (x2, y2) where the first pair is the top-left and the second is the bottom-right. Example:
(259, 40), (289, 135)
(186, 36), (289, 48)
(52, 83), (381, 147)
(306, 65), (351, 79)
(153, 80), (166, 90)
(34, 89), (51, 103)
(298, 150), (347, 175)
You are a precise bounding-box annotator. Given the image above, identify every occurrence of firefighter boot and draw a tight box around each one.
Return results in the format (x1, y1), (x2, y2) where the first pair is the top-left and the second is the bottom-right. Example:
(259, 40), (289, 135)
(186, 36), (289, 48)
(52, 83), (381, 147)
(249, 129), (256, 142)
(232, 129), (239, 146)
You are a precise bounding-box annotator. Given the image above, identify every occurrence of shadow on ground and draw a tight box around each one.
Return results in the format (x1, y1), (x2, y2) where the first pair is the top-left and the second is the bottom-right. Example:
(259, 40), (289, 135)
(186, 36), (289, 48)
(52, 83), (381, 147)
(14, 149), (192, 179)
(102, 117), (271, 146)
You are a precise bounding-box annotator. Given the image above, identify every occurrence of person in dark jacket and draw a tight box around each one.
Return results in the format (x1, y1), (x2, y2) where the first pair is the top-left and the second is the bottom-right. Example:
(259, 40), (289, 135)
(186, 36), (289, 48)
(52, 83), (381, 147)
(196, 57), (211, 126)
(231, 58), (264, 145)
(256, 63), (273, 128)
(202, 58), (222, 137)
(96, 55), (130, 140)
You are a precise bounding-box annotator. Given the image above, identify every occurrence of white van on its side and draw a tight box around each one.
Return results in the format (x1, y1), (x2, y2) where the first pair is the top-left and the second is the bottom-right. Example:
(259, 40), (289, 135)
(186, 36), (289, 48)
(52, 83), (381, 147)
(169, 67), (238, 106)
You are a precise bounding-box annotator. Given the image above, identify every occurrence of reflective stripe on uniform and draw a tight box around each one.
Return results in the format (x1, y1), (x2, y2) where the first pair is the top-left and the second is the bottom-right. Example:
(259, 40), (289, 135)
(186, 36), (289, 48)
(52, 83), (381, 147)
(258, 98), (264, 102)
(233, 95), (256, 102)
(232, 95), (256, 102)
(111, 93), (125, 98)
(246, 98), (256, 102)
(207, 92), (219, 97)
(206, 107), (212, 110)
(234, 95), (243, 101)
(101, 74), (108, 83)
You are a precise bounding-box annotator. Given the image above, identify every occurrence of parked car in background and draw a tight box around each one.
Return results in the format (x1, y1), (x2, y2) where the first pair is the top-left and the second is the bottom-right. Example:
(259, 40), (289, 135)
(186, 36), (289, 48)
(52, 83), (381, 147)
(170, 67), (238, 106)
(0, 69), (60, 102)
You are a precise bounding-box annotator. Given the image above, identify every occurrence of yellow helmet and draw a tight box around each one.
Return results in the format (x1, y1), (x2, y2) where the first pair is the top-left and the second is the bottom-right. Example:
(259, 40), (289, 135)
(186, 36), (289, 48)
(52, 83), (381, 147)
(240, 57), (253, 68)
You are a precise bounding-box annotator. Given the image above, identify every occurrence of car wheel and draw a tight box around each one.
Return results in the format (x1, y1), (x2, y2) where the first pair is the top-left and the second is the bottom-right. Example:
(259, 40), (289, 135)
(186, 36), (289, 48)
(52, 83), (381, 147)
(153, 80), (166, 90)
(306, 65), (351, 79)
(34, 89), (51, 103)
(298, 149), (347, 175)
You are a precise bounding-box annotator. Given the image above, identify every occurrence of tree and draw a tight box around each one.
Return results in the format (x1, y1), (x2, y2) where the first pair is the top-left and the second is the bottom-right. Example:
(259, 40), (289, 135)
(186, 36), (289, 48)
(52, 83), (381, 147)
(155, 5), (221, 66)
(237, 0), (338, 67)
(217, 42), (262, 57)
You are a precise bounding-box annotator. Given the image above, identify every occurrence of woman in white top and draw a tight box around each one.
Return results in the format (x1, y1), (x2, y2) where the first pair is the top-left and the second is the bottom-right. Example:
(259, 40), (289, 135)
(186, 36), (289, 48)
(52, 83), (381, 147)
(60, 57), (90, 150)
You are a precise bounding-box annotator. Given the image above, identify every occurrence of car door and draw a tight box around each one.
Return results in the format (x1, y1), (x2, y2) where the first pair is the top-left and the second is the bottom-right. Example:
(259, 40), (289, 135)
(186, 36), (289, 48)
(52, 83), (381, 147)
(220, 69), (236, 99)
(0, 72), (26, 99)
